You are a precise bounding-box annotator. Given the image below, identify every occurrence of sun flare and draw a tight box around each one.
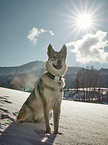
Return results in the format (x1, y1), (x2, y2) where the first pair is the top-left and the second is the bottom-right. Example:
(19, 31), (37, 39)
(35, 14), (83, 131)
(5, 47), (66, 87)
(76, 13), (92, 29)
(60, 1), (102, 38)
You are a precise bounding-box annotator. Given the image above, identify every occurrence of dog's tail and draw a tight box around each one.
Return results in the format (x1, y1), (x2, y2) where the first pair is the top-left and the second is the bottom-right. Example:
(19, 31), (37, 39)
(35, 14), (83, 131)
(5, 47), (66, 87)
(16, 105), (32, 123)
(16, 107), (26, 123)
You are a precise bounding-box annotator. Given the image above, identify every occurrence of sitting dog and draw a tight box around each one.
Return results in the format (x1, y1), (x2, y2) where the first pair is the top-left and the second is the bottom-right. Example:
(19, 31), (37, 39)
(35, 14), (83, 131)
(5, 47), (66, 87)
(16, 44), (67, 134)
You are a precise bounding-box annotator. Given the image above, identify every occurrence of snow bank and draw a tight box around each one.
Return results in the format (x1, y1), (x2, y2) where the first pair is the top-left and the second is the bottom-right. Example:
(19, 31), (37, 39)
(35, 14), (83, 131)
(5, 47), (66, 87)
(0, 87), (56, 145)
(0, 87), (108, 145)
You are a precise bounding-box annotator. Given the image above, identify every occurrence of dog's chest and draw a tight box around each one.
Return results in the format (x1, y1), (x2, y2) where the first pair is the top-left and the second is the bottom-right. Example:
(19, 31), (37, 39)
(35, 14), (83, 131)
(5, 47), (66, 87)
(44, 82), (62, 98)
(43, 80), (63, 107)
(40, 73), (65, 108)
(44, 87), (62, 109)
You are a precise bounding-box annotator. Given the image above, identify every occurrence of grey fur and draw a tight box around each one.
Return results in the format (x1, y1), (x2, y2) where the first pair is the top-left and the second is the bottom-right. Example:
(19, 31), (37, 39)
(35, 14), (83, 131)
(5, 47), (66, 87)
(16, 44), (67, 134)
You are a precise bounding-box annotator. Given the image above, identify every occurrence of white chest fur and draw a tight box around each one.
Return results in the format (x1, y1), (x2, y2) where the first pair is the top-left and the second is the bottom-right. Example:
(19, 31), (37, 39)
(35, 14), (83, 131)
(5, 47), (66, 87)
(41, 73), (65, 109)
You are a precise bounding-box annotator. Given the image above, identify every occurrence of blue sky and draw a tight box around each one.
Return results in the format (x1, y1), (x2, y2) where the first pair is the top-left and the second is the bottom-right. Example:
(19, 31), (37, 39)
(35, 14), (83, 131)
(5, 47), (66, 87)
(0, 0), (108, 69)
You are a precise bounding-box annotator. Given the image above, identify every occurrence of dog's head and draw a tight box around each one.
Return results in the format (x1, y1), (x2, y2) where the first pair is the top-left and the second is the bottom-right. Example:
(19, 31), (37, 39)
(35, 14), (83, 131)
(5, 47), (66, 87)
(45, 44), (67, 76)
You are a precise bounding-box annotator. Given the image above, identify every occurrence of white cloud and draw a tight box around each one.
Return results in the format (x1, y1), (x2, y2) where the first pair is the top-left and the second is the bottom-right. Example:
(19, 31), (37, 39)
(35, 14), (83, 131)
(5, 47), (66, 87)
(66, 30), (108, 64)
(27, 27), (54, 44)
(49, 30), (54, 36)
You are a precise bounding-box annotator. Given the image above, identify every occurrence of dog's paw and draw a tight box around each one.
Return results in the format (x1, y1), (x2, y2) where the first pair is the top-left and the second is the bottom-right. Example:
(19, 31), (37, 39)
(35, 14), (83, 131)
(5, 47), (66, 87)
(45, 130), (51, 134)
(53, 131), (62, 135)
(45, 128), (51, 134)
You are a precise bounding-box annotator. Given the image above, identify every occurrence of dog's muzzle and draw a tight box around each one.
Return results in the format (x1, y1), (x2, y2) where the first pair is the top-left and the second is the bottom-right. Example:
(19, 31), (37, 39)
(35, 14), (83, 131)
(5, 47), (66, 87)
(53, 59), (62, 69)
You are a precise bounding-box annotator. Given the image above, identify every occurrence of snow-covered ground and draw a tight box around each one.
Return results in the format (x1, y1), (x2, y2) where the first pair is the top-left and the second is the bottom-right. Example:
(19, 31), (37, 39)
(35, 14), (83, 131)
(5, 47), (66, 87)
(0, 87), (108, 144)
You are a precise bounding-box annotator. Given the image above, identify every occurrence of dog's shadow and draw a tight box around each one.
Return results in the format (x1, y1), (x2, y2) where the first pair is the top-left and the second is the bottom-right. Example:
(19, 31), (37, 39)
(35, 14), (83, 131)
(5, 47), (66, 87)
(0, 121), (57, 145)
(0, 95), (56, 144)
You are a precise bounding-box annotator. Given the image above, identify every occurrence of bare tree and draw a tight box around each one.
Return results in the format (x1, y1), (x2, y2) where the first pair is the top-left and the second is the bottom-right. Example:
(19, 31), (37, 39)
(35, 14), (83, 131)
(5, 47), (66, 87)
(75, 71), (80, 93)
(75, 66), (100, 102)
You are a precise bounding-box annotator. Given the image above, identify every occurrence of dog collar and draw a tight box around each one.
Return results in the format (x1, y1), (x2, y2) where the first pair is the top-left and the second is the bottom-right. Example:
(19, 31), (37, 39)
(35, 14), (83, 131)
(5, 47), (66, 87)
(47, 72), (61, 82)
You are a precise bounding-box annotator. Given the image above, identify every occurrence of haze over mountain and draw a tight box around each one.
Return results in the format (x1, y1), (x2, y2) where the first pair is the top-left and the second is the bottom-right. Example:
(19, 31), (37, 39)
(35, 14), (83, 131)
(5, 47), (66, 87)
(0, 61), (44, 76)
(0, 61), (108, 89)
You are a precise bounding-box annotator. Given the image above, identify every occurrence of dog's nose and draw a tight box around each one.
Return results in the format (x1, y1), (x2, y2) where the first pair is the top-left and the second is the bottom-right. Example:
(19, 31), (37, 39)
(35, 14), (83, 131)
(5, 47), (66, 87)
(57, 59), (62, 65)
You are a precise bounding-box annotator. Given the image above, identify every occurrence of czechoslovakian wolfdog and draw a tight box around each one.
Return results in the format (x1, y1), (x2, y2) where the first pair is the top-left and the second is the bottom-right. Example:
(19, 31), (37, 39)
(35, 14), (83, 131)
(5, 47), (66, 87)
(16, 44), (67, 134)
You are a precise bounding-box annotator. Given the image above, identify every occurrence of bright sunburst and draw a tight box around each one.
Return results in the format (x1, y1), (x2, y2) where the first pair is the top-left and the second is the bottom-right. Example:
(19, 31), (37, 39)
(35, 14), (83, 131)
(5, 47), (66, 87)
(60, 1), (103, 39)
(76, 13), (92, 30)
(73, 10), (96, 34)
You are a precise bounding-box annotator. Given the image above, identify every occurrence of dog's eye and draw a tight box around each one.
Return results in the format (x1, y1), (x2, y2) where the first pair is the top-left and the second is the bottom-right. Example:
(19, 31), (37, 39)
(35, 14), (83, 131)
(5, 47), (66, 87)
(53, 56), (56, 59)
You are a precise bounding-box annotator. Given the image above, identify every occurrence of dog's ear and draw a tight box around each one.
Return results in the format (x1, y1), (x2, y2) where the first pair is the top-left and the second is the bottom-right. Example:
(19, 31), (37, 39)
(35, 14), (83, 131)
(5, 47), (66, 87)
(60, 44), (67, 57)
(47, 44), (54, 57)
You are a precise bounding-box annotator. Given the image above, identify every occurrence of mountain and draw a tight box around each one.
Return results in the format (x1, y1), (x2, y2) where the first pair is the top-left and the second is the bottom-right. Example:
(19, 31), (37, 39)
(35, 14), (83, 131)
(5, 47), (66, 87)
(0, 61), (108, 89)
(0, 61), (45, 76)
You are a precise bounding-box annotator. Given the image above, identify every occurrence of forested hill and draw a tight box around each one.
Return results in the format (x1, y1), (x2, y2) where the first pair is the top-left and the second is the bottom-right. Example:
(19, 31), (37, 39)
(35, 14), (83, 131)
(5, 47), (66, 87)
(0, 61), (44, 76)
(0, 61), (108, 89)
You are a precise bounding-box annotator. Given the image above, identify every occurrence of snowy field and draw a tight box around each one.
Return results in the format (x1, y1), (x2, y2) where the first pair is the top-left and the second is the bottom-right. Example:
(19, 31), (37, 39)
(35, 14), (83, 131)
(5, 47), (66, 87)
(0, 87), (108, 145)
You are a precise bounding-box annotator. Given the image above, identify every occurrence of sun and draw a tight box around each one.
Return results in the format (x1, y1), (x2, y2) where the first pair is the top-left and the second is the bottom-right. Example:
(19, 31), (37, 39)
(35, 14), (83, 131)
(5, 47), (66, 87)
(76, 13), (92, 30)
(59, 1), (102, 39)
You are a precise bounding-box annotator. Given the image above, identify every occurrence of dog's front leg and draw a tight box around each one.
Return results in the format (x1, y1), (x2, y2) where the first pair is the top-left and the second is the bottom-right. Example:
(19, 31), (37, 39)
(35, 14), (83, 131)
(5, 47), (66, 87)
(53, 102), (61, 134)
(43, 102), (51, 133)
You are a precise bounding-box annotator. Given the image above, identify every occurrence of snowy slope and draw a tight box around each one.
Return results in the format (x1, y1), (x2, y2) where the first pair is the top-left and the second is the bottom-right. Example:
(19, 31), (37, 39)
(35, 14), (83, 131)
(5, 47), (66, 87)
(0, 87), (108, 145)
(0, 87), (53, 145)
(0, 87), (30, 132)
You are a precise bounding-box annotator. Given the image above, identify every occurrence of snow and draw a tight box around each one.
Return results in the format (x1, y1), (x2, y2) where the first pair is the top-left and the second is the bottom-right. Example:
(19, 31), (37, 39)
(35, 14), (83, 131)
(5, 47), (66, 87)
(0, 87), (108, 144)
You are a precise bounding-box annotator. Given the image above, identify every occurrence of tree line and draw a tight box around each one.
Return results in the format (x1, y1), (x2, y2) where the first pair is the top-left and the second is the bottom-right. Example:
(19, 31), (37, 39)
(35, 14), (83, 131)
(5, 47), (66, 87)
(75, 66), (100, 90)
(74, 66), (108, 103)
